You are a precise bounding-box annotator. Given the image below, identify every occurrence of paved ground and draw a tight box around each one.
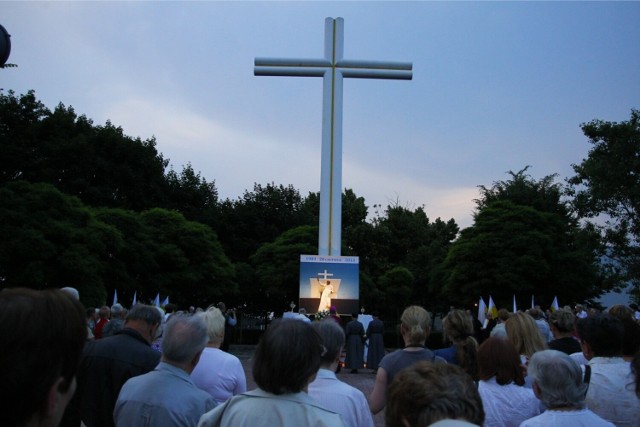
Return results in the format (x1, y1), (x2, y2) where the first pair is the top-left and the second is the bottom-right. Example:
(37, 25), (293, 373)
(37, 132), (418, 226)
(229, 344), (386, 427)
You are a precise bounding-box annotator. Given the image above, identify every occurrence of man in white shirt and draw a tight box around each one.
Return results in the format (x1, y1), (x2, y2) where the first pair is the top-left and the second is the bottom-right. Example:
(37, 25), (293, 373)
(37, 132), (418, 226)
(308, 320), (374, 427)
(576, 313), (639, 427)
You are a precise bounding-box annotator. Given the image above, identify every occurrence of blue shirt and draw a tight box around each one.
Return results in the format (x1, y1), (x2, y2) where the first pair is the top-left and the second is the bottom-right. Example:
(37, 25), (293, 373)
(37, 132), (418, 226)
(115, 362), (216, 427)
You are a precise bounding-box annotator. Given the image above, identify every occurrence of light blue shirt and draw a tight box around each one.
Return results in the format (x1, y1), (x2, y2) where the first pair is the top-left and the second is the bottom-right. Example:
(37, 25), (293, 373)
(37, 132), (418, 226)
(115, 361), (216, 427)
(308, 368), (374, 427)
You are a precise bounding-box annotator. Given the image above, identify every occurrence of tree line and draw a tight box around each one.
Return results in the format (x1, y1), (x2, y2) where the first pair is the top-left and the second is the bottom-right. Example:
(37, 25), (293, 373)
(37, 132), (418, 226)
(1, 90), (638, 317)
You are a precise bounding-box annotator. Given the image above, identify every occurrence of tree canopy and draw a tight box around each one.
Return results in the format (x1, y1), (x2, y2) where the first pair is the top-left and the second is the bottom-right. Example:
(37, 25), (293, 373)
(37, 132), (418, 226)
(568, 109), (640, 299)
(2, 89), (633, 311)
(440, 169), (609, 309)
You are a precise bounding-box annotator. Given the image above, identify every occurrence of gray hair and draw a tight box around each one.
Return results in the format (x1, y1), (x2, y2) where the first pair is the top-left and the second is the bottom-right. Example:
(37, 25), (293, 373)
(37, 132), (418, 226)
(162, 313), (208, 364)
(196, 306), (225, 344)
(60, 287), (80, 300)
(528, 350), (587, 409)
(111, 303), (124, 317)
(125, 304), (162, 326)
(312, 319), (345, 365)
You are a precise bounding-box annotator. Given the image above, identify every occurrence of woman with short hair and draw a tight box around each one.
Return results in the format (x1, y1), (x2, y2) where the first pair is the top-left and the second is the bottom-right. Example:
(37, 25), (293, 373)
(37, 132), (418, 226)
(198, 318), (347, 427)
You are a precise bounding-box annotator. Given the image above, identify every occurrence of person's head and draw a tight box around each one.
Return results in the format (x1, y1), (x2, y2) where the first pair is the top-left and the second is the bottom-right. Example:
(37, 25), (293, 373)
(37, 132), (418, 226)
(1, 288), (86, 427)
(351, 313), (359, 320)
(216, 302), (227, 313)
(528, 308), (543, 320)
(576, 313), (623, 358)
(477, 336), (525, 386)
(497, 308), (511, 323)
(98, 305), (110, 319)
(124, 304), (162, 343)
(162, 313), (208, 371)
(60, 287), (80, 300)
(164, 303), (177, 314)
(400, 305), (431, 346)
(505, 312), (547, 357)
(575, 304), (585, 313)
(329, 306), (337, 315)
(608, 304), (633, 320)
(299, 307), (307, 315)
(197, 306), (226, 347)
(312, 319), (345, 368)
(607, 305), (640, 357)
(442, 309), (478, 380)
(549, 309), (576, 335)
(110, 303), (125, 319)
(252, 318), (322, 395)
(528, 350), (587, 409)
(386, 362), (484, 427)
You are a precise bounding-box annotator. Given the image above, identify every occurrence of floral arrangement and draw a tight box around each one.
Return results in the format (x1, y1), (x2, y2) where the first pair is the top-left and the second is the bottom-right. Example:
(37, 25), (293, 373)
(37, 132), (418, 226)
(315, 310), (330, 321)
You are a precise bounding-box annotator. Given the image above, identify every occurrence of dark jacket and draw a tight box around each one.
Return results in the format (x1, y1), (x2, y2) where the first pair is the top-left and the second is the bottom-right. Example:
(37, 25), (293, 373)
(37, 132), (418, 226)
(64, 328), (161, 427)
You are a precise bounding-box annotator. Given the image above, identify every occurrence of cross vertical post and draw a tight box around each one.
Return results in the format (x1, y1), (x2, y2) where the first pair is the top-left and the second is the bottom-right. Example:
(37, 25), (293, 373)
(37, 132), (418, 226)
(255, 17), (412, 256)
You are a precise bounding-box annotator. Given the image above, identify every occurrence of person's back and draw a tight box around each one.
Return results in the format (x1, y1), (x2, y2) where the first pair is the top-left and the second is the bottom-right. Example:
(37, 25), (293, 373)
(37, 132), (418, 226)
(115, 313), (215, 427)
(72, 304), (161, 427)
(308, 320), (373, 427)
(345, 315), (365, 373)
(199, 319), (347, 427)
(366, 315), (385, 371)
(577, 314), (639, 426)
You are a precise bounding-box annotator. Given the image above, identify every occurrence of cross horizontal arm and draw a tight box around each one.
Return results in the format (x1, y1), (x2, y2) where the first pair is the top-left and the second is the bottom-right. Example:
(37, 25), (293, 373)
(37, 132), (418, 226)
(336, 59), (413, 71)
(254, 66), (327, 77)
(340, 68), (413, 80)
(255, 58), (332, 68)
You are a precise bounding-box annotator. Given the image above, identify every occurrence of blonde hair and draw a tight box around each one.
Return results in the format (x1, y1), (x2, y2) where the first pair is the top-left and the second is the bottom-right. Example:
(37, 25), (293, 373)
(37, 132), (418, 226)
(401, 306), (431, 346)
(505, 312), (547, 358)
(197, 306), (226, 345)
(443, 310), (479, 380)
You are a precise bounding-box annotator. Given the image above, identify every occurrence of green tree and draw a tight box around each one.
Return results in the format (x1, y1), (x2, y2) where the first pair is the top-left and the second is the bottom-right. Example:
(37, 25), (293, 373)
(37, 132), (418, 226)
(0, 181), (120, 306)
(250, 225), (318, 313)
(139, 208), (237, 307)
(165, 163), (219, 224)
(441, 169), (608, 309)
(216, 183), (308, 262)
(365, 203), (458, 312)
(568, 109), (640, 300)
(0, 90), (170, 210)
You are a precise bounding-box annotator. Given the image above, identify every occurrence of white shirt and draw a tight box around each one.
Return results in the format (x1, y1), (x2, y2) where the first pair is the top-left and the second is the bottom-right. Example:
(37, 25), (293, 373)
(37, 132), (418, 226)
(478, 377), (540, 427)
(583, 357), (639, 427)
(520, 408), (615, 427)
(191, 347), (247, 405)
(307, 368), (374, 427)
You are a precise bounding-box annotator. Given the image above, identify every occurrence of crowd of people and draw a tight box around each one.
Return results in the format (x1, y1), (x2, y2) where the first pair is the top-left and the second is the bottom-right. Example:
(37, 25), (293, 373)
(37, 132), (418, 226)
(3, 286), (640, 427)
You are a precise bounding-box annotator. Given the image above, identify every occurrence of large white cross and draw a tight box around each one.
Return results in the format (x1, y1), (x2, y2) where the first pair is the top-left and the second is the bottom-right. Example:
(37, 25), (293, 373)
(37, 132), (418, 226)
(255, 17), (412, 256)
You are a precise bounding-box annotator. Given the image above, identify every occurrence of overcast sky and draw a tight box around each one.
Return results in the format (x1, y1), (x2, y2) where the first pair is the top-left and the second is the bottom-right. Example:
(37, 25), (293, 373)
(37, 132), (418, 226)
(3, 1), (639, 305)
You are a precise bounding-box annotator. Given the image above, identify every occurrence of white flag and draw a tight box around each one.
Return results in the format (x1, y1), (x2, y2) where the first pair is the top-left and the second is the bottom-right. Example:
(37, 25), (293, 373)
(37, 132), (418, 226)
(513, 295), (517, 313)
(161, 296), (169, 306)
(112, 289), (118, 306)
(551, 296), (559, 311)
(478, 297), (487, 325)
(132, 291), (137, 307)
(153, 293), (160, 307)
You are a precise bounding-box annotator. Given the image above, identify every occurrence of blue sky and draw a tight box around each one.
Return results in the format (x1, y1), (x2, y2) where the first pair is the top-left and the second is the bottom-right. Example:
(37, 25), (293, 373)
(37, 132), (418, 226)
(3, 1), (639, 231)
